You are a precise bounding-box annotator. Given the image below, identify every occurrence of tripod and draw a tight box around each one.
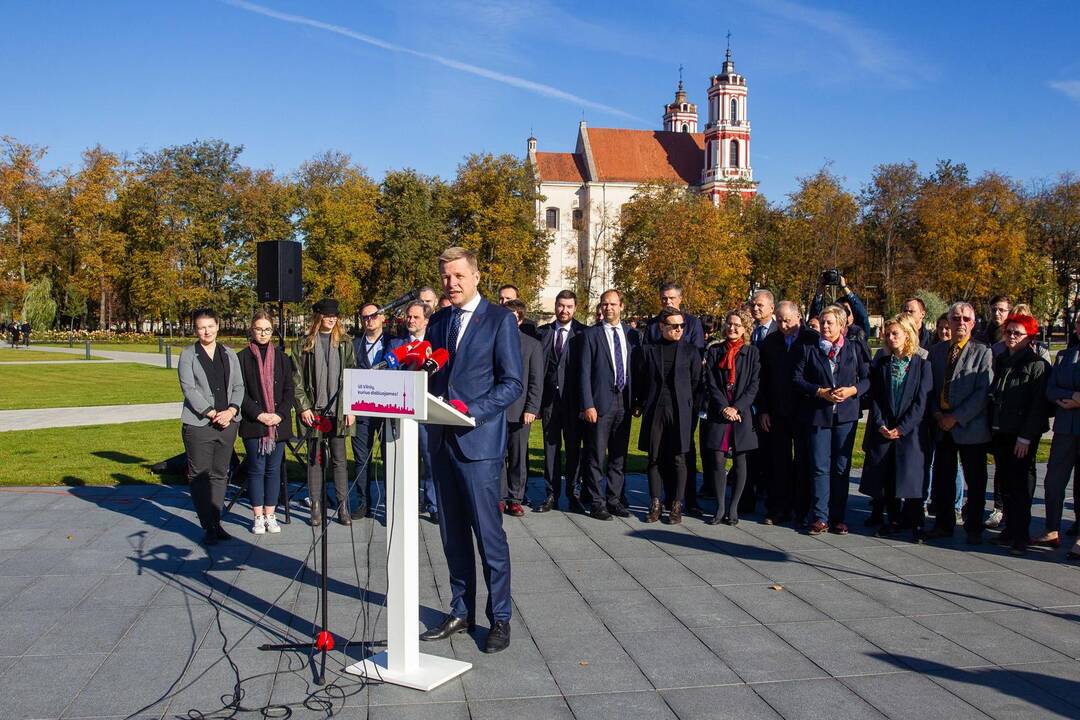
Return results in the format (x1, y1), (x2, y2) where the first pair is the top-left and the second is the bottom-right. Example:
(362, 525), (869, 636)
(258, 391), (340, 686)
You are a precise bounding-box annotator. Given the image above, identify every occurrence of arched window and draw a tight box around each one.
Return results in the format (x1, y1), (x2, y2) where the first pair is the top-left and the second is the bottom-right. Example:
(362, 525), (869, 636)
(730, 98), (738, 122)
(729, 140), (739, 168)
(546, 207), (559, 230)
(681, 123), (689, 133)
(708, 141), (716, 168)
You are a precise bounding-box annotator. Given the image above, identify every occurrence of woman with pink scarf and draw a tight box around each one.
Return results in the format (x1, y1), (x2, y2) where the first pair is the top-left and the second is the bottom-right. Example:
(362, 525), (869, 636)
(238, 311), (295, 534)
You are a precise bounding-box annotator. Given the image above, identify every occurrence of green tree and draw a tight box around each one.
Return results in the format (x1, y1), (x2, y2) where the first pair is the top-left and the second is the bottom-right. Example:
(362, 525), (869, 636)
(68, 146), (125, 328)
(860, 162), (920, 314)
(22, 276), (57, 331)
(368, 169), (448, 303)
(448, 153), (551, 304)
(1027, 173), (1080, 328)
(0, 136), (48, 295)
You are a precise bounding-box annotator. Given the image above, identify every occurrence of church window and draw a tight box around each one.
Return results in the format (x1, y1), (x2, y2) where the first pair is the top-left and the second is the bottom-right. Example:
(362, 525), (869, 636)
(729, 140), (739, 167)
(730, 98), (738, 122)
(681, 103), (687, 111)
(572, 209), (583, 230)
(546, 207), (560, 229)
(681, 123), (689, 133)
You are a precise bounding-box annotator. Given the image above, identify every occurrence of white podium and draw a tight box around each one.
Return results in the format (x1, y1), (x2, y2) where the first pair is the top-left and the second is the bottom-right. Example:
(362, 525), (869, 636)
(341, 368), (475, 691)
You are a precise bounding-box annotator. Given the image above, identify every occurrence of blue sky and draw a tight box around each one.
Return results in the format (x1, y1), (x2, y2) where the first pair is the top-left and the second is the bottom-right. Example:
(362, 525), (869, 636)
(2, 0), (1078, 200)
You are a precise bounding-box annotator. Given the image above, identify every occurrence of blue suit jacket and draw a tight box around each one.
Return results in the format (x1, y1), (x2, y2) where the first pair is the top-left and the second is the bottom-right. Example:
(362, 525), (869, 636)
(579, 322), (641, 417)
(792, 338), (870, 426)
(353, 331), (393, 369)
(426, 297), (524, 461)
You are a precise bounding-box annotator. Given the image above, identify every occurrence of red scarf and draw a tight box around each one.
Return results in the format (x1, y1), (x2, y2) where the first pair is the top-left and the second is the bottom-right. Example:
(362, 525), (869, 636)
(249, 342), (277, 454)
(718, 339), (743, 387)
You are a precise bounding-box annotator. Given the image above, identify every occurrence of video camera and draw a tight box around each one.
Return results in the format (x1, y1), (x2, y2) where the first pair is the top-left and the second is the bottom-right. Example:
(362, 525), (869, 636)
(820, 268), (842, 286)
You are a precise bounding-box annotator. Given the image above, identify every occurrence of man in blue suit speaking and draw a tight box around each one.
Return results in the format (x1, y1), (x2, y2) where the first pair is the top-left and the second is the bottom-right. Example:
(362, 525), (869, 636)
(419, 246), (524, 653)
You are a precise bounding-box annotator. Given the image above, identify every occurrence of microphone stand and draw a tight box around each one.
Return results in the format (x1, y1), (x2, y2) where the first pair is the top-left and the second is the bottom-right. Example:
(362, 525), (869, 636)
(259, 387), (341, 686)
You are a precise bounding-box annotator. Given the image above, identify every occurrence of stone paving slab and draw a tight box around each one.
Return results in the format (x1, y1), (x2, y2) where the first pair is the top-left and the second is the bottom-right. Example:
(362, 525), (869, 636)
(0, 471), (1076, 719)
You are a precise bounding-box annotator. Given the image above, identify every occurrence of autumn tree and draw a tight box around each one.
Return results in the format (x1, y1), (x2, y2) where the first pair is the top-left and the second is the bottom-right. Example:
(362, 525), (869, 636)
(859, 162), (920, 314)
(68, 146), (125, 327)
(448, 154), (551, 304)
(611, 182), (750, 317)
(295, 151), (379, 318)
(367, 169), (448, 303)
(0, 137), (48, 308)
(1027, 173), (1080, 327)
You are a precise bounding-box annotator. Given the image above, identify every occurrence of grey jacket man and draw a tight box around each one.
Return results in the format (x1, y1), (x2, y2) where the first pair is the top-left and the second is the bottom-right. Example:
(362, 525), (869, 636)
(178, 344), (245, 426)
(928, 340), (993, 445)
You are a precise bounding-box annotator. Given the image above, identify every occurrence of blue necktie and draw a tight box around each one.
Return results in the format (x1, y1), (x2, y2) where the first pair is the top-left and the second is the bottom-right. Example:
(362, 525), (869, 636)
(447, 307), (463, 360)
(753, 325), (766, 345)
(612, 326), (625, 392)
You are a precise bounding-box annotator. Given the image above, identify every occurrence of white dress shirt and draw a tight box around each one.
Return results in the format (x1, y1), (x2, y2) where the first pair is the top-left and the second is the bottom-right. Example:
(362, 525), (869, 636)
(602, 321), (629, 380)
(451, 292), (483, 351)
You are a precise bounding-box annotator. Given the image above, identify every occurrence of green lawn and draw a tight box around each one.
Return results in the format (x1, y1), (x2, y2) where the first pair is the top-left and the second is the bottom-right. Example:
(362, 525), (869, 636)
(0, 362), (182, 410)
(40, 339), (250, 354)
(0, 349), (104, 362)
(0, 411), (1052, 487)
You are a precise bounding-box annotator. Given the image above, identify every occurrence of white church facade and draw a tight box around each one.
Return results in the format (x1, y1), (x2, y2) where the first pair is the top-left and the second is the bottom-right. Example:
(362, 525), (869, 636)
(528, 49), (757, 309)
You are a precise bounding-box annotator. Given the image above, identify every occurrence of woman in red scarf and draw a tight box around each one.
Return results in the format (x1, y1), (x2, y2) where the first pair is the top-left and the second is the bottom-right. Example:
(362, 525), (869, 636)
(238, 311), (295, 534)
(701, 309), (760, 525)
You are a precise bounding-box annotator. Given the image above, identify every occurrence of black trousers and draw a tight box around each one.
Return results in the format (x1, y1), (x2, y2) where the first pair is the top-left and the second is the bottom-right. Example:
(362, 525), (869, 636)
(710, 451), (748, 520)
(350, 417), (385, 507)
(311, 419), (349, 509)
(740, 435), (768, 515)
(763, 414), (804, 520)
(501, 420), (531, 502)
(991, 433), (1038, 545)
(541, 396), (582, 503)
(183, 422), (238, 532)
(646, 402), (686, 504)
(582, 390), (631, 512)
(931, 433), (988, 534)
(684, 415), (701, 507)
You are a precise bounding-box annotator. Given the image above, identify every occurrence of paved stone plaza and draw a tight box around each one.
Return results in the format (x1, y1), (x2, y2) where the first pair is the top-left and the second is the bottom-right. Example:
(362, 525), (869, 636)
(0, 470), (1078, 720)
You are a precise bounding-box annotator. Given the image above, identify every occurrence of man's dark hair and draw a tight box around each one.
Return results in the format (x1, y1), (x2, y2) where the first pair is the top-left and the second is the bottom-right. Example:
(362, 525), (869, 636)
(360, 303), (380, 315)
(989, 294), (1012, 307)
(498, 284), (519, 294)
(659, 282), (683, 295)
(659, 307), (684, 323)
(903, 297), (927, 313)
(191, 308), (218, 324)
(504, 298), (527, 319)
(405, 299), (432, 319)
(555, 289), (577, 303)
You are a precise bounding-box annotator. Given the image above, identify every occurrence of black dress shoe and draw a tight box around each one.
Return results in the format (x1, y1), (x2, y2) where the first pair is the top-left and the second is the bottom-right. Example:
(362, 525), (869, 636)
(591, 508), (613, 521)
(202, 530), (218, 546)
(685, 504), (705, 518)
(534, 495), (556, 513)
(214, 525), (232, 541)
(428, 511), (439, 524)
(484, 620), (511, 653)
(420, 616), (473, 641)
(608, 504), (631, 518)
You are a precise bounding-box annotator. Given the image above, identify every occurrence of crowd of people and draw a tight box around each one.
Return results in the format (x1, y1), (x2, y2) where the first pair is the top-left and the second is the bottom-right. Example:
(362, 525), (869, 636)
(4, 321), (31, 347)
(176, 276), (1080, 563)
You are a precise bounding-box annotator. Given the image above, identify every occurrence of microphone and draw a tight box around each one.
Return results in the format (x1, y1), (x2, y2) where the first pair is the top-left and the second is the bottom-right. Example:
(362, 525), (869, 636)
(373, 340), (424, 370)
(376, 289), (419, 315)
(399, 341), (433, 370)
(420, 347), (449, 374)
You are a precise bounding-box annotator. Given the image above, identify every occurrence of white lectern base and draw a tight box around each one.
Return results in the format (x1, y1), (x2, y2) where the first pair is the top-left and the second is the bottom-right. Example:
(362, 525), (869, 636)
(345, 652), (472, 691)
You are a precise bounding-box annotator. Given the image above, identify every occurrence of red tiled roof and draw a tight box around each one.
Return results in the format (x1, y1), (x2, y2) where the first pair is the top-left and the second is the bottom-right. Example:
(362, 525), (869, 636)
(586, 128), (704, 185)
(534, 152), (587, 183)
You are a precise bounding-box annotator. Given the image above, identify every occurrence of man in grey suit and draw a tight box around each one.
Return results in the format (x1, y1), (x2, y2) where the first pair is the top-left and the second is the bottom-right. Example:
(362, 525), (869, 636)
(925, 301), (994, 544)
(501, 299), (544, 516)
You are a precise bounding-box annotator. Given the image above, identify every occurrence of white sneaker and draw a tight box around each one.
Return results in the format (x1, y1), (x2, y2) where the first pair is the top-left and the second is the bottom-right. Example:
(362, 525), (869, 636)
(252, 517), (266, 535)
(265, 514), (281, 533)
(985, 508), (1003, 529)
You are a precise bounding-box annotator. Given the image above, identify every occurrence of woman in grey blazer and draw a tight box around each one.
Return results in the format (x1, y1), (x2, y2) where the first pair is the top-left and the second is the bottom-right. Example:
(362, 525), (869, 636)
(178, 308), (245, 546)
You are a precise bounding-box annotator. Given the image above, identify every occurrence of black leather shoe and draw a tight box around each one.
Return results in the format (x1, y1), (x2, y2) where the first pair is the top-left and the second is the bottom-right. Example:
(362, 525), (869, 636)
(484, 620), (511, 653)
(685, 504), (705, 518)
(591, 508), (613, 521)
(420, 616), (473, 641)
(534, 495), (556, 513)
(214, 525), (232, 541)
(428, 511), (439, 524)
(202, 530), (218, 546)
(350, 504), (368, 520)
(608, 504), (631, 518)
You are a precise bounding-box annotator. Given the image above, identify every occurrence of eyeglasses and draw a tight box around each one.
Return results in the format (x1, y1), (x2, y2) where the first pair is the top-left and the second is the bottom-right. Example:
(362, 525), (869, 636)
(253, 327), (274, 335)
(361, 314), (380, 322)
(1003, 329), (1027, 337)
(663, 323), (685, 329)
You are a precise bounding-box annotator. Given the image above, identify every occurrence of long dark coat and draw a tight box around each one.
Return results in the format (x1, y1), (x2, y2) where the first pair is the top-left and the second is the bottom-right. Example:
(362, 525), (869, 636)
(633, 339), (702, 454)
(700, 343), (760, 453)
(859, 353), (933, 499)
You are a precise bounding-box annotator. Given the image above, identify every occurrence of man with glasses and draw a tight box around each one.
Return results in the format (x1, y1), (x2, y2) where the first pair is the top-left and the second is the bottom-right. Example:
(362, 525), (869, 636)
(978, 295), (1012, 345)
(351, 303), (393, 518)
(926, 301), (993, 544)
(633, 307), (702, 523)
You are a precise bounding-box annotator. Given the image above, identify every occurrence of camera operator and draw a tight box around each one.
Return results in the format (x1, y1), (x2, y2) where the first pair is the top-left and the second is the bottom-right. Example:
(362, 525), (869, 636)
(809, 271), (869, 337)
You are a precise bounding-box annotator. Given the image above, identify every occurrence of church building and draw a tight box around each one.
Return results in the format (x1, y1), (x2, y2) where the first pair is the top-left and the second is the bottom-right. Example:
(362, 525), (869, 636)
(528, 48), (757, 309)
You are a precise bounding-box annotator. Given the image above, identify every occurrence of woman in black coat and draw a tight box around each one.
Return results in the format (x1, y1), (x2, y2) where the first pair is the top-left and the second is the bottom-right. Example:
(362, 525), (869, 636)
(238, 311), (295, 534)
(859, 315), (933, 541)
(633, 307), (702, 524)
(701, 309), (760, 526)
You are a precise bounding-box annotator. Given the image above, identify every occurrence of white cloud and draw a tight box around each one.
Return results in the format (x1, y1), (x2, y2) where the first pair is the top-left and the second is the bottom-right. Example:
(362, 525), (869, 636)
(1049, 80), (1080, 102)
(224, 0), (645, 122)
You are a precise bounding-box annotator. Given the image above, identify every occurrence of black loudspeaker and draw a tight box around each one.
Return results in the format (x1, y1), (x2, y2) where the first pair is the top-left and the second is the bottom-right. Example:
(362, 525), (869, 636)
(256, 240), (303, 302)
